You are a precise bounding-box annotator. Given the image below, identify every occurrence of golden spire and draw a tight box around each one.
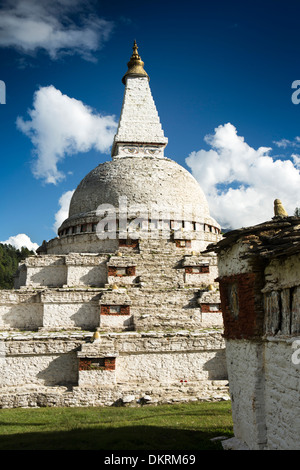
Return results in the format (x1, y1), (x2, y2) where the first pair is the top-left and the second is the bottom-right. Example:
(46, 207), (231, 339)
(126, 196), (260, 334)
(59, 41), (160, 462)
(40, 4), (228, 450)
(122, 40), (149, 84)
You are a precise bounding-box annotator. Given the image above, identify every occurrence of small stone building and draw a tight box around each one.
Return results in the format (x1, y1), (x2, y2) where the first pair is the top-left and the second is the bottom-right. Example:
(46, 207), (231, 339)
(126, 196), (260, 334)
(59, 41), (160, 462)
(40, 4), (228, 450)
(209, 211), (300, 450)
(0, 42), (228, 408)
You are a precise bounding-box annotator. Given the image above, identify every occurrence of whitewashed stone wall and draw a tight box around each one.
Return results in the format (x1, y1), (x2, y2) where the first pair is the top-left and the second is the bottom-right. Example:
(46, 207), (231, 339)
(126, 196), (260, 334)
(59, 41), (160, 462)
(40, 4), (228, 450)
(65, 254), (108, 287)
(224, 340), (266, 450)
(78, 370), (116, 387)
(77, 331), (227, 399)
(16, 254), (110, 289)
(215, 220), (300, 450)
(24, 256), (67, 288)
(0, 285), (222, 333)
(217, 240), (252, 278)
(47, 231), (221, 256)
(0, 334), (82, 388)
(264, 338), (300, 450)
(0, 242), (224, 407)
(16, 242), (220, 292)
(46, 234), (119, 255)
(117, 350), (225, 384)
(0, 291), (42, 330)
(1, 353), (77, 388)
(225, 336), (300, 450)
(0, 330), (228, 407)
(264, 252), (300, 291)
(40, 290), (101, 330)
(130, 288), (222, 331)
(0, 304), (42, 330)
(43, 303), (99, 330)
(100, 314), (133, 330)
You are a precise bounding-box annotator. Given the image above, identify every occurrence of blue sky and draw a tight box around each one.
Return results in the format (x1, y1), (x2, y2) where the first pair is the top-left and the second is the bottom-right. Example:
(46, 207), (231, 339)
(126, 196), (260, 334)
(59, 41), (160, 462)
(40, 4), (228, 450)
(1, 0), (300, 250)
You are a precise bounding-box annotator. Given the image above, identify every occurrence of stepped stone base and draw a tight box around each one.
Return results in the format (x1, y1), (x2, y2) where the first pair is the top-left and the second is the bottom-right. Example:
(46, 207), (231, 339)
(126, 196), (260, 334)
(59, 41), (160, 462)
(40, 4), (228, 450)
(0, 329), (227, 408)
(0, 381), (230, 409)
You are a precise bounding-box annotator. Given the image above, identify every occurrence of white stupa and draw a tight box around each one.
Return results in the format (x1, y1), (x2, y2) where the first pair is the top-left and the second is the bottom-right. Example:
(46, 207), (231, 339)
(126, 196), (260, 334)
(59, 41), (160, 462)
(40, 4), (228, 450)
(0, 42), (227, 408)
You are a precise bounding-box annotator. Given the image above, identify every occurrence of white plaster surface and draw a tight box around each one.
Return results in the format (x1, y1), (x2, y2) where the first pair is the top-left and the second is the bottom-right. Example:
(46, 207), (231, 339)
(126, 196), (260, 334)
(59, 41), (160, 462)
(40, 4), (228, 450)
(1, 352), (78, 387)
(0, 304), (43, 330)
(112, 77), (168, 154)
(224, 340), (267, 450)
(217, 241), (252, 277)
(43, 302), (100, 330)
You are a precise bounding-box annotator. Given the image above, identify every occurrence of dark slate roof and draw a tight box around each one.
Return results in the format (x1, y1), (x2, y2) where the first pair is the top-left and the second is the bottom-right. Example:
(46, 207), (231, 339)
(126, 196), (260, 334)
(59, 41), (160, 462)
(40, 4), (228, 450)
(205, 216), (300, 259)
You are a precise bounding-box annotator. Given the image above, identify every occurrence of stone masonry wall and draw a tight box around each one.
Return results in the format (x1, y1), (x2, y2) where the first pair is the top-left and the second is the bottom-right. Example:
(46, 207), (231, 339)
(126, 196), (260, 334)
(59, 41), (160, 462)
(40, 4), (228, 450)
(16, 242), (220, 291)
(0, 330), (228, 408)
(11, 243), (223, 333)
(0, 291), (43, 330)
(215, 219), (300, 450)
(0, 335), (82, 388)
(264, 338), (300, 450)
(224, 339), (267, 449)
(5, 224), (224, 408)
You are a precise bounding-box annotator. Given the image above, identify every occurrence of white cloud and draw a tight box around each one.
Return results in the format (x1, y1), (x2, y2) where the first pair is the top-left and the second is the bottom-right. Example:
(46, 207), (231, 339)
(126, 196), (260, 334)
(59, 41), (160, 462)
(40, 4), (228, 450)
(273, 137), (300, 149)
(292, 154), (300, 170)
(186, 123), (300, 229)
(0, 0), (113, 61)
(1, 234), (39, 252)
(16, 85), (118, 184)
(53, 189), (75, 233)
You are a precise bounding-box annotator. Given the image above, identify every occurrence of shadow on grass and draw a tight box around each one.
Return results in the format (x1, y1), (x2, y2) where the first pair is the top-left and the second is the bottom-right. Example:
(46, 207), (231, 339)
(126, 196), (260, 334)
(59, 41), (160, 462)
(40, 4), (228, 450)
(0, 425), (233, 451)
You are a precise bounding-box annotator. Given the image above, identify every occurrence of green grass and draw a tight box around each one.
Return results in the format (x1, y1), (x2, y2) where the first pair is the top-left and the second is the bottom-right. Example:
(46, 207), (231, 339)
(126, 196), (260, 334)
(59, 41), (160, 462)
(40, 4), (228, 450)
(0, 401), (233, 450)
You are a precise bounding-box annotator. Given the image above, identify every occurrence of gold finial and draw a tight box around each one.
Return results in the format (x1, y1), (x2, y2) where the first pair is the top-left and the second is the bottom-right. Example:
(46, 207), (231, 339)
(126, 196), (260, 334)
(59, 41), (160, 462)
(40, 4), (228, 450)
(274, 199), (288, 218)
(132, 40), (139, 59)
(122, 40), (149, 85)
(92, 330), (101, 342)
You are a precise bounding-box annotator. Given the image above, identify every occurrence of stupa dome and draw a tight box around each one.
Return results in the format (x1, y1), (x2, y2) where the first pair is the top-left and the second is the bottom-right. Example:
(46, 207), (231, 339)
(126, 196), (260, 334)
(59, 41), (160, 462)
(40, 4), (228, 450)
(65, 155), (214, 225)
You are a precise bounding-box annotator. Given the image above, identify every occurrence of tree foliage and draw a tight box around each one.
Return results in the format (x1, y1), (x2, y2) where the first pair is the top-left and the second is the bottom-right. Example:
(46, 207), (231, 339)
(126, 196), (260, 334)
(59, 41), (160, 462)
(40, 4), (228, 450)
(0, 244), (34, 289)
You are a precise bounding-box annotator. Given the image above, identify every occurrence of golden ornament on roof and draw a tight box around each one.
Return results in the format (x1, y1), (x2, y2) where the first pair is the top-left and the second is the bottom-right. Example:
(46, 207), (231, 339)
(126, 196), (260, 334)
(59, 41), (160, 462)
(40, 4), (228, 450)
(122, 40), (149, 84)
(92, 330), (100, 342)
(274, 199), (288, 218)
